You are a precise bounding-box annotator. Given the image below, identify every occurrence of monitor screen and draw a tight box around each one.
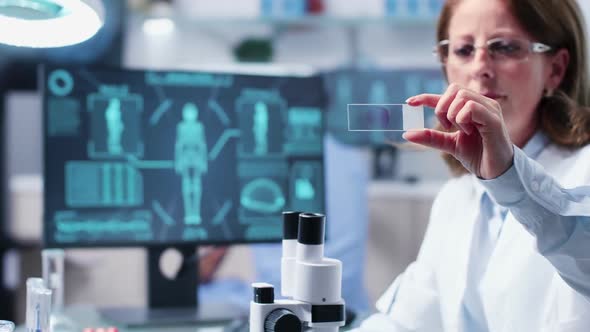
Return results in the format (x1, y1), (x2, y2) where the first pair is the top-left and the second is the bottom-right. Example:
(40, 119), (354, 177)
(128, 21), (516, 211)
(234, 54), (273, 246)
(42, 65), (325, 248)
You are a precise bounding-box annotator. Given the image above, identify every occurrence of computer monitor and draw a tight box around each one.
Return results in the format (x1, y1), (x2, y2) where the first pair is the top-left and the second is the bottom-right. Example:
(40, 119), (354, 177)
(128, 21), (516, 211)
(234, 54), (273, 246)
(41, 65), (326, 325)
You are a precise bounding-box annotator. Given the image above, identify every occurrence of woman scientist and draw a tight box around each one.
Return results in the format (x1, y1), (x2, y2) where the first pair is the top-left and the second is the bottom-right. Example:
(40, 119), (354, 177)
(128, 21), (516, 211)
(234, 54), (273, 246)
(357, 0), (590, 331)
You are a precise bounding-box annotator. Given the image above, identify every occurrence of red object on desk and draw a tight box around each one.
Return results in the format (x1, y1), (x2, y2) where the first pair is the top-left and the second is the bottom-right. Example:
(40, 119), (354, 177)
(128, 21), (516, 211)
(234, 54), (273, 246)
(82, 327), (118, 332)
(307, 0), (324, 14)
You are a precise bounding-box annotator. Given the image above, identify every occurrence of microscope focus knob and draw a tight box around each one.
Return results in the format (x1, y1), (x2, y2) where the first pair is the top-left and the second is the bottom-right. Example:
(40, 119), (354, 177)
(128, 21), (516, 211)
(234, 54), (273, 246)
(264, 308), (302, 332)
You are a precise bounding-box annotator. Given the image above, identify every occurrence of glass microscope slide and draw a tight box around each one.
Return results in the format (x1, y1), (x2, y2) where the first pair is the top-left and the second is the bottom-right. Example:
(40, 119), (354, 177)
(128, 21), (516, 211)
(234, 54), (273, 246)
(347, 104), (425, 132)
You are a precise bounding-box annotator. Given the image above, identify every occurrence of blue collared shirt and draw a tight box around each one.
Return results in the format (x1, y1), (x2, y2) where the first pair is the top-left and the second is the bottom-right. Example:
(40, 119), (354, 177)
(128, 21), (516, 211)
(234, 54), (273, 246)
(480, 145), (590, 297)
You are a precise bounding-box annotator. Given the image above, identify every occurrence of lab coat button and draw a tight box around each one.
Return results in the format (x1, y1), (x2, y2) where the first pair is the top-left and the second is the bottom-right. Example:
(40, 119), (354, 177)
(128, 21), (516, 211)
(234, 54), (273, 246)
(530, 181), (539, 191)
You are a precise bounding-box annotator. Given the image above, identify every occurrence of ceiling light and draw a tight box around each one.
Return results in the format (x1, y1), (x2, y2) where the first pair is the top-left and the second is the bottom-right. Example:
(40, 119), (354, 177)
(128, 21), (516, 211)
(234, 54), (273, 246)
(0, 0), (104, 48)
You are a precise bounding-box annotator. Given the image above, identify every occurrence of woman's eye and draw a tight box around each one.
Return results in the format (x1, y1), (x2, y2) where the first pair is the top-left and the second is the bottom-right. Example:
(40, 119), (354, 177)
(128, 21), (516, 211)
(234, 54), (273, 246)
(453, 45), (474, 57)
(491, 41), (523, 55)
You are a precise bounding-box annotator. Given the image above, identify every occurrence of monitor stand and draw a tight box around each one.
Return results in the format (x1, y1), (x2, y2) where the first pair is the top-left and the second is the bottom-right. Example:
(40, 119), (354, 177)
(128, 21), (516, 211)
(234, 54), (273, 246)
(101, 246), (247, 327)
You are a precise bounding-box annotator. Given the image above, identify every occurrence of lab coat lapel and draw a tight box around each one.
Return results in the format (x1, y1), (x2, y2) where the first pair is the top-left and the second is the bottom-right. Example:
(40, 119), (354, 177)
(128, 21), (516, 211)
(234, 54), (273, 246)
(480, 213), (555, 332)
(439, 186), (481, 329)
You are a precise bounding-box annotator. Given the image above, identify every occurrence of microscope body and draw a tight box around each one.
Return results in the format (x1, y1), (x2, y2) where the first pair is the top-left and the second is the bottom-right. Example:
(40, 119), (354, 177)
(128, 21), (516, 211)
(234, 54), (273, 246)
(250, 212), (346, 332)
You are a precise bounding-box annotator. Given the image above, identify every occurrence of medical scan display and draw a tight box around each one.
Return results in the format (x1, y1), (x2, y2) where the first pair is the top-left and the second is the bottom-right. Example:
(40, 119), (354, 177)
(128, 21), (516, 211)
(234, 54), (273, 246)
(43, 66), (325, 247)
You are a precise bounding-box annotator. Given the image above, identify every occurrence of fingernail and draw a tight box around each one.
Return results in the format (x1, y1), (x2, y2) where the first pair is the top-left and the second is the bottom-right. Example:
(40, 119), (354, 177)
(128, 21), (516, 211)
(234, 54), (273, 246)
(402, 132), (408, 140)
(405, 97), (413, 103)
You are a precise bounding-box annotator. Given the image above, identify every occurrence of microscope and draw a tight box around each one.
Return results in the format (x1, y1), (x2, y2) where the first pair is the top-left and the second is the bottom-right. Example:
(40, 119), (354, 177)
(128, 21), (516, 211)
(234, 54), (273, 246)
(249, 212), (346, 332)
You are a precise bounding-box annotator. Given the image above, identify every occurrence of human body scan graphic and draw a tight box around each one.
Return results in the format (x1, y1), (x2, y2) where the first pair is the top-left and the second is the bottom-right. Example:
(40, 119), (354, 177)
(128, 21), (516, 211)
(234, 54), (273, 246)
(44, 66), (326, 246)
(253, 101), (269, 155)
(105, 98), (124, 155)
(175, 103), (208, 225)
(295, 164), (315, 201)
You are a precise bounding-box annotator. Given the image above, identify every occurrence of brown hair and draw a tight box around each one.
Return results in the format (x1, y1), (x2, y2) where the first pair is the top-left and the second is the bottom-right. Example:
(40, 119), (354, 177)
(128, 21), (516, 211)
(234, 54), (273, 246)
(436, 0), (590, 176)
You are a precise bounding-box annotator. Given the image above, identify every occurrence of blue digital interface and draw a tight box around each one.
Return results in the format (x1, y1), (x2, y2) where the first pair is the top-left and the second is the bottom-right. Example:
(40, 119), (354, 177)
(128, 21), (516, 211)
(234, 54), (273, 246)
(43, 65), (325, 247)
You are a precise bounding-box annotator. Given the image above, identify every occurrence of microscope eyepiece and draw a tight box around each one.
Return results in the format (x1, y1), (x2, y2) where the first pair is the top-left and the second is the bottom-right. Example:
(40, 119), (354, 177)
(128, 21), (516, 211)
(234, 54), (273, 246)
(282, 211), (302, 240)
(297, 213), (325, 245)
(252, 283), (275, 304)
(251, 212), (346, 332)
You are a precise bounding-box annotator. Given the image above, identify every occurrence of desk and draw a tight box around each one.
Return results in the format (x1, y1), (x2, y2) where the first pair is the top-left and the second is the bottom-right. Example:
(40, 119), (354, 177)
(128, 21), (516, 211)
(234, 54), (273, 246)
(15, 306), (232, 332)
(15, 305), (366, 331)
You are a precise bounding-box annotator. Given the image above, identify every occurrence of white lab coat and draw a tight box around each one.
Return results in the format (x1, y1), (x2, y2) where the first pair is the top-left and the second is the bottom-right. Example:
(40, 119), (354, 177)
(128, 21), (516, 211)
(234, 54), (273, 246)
(358, 142), (590, 332)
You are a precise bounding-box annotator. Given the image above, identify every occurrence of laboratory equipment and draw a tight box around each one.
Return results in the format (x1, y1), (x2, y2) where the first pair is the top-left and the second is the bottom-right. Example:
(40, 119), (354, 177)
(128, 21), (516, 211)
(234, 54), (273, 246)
(25, 277), (52, 332)
(0, 321), (15, 332)
(42, 249), (64, 310)
(42, 249), (78, 331)
(41, 65), (326, 325)
(386, 0), (444, 18)
(250, 212), (345, 332)
(261, 0), (306, 18)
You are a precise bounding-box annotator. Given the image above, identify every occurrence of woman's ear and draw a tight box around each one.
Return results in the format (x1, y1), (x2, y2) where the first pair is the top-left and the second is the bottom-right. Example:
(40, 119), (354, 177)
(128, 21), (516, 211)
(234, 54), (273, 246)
(546, 48), (570, 91)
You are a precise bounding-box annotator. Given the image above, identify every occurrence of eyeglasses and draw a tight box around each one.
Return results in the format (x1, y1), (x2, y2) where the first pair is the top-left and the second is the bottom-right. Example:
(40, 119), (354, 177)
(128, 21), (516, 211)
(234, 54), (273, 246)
(433, 37), (553, 65)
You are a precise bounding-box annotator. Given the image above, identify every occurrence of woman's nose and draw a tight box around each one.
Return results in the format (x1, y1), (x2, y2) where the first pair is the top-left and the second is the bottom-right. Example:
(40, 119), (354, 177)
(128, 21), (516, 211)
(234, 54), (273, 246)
(470, 48), (495, 79)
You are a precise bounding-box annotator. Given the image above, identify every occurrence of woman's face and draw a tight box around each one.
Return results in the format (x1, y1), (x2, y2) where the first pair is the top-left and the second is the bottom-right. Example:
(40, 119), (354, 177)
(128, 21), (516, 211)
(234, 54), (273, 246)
(445, 0), (553, 146)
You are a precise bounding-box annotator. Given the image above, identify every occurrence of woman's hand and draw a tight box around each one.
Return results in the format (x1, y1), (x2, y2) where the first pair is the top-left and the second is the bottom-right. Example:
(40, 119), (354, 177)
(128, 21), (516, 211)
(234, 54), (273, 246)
(403, 84), (514, 179)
